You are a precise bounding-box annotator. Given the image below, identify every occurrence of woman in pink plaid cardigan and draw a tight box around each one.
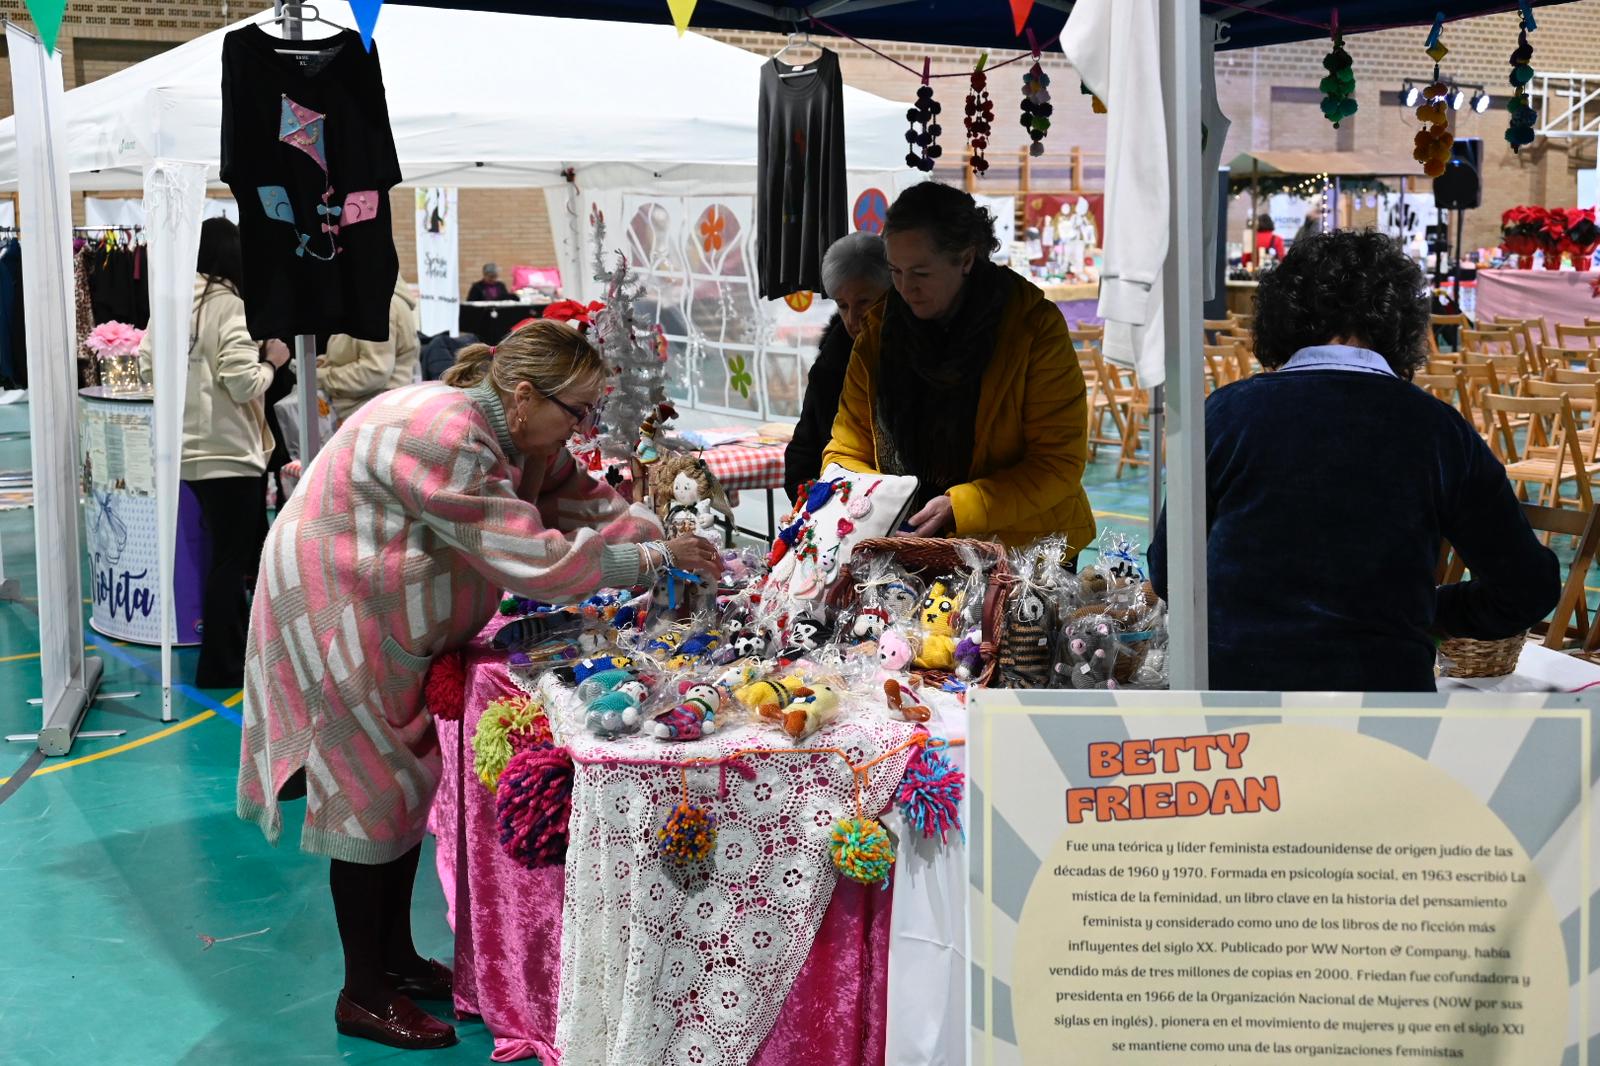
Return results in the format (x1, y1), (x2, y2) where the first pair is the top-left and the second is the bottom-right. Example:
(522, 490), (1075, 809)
(237, 322), (718, 1050)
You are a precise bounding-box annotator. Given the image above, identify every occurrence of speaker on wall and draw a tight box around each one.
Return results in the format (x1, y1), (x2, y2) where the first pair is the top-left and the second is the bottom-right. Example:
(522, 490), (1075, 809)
(1433, 137), (1483, 211)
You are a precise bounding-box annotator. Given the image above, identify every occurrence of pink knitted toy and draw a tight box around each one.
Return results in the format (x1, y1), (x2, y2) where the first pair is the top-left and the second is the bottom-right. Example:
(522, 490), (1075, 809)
(876, 629), (931, 723)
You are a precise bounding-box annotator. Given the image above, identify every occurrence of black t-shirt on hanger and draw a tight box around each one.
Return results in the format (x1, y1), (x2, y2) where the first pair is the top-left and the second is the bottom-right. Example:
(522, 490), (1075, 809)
(221, 25), (401, 342)
(757, 48), (848, 300)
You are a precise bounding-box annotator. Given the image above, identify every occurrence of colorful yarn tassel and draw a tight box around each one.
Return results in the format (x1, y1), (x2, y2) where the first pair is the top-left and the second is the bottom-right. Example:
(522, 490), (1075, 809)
(658, 801), (718, 865)
(472, 695), (551, 790)
(897, 744), (965, 844)
(830, 816), (895, 887)
(495, 744), (574, 868)
(423, 649), (467, 722)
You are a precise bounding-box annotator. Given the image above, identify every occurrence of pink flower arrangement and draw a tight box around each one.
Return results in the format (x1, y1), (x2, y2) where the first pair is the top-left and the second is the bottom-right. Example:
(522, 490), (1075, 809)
(83, 321), (145, 360)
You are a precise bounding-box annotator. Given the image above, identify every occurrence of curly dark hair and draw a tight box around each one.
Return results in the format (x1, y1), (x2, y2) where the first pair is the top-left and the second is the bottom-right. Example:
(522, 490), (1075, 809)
(884, 180), (1001, 259)
(1252, 229), (1429, 380)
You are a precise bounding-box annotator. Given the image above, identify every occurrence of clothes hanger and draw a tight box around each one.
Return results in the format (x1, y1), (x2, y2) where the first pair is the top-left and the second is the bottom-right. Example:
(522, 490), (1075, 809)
(259, 3), (349, 53)
(774, 28), (821, 77)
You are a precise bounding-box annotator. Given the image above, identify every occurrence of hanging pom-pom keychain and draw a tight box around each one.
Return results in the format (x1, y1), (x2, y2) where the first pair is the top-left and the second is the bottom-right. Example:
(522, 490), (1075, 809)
(1506, 1), (1538, 152)
(896, 737), (965, 845)
(1019, 31), (1052, 158)
(904, 57), (942, 173)
(830, 815), (896, 886)
(1413, 13), (1455, 178)
(659, 792), (718, 865)
(1319, 13), (1357, 129)
(964, 54), (994, 175)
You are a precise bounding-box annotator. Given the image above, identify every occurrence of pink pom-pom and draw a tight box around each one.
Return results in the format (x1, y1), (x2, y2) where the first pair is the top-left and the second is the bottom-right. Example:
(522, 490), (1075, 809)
(896, 739), (965, 845)
(495, 744), (574, 868)
(424, 650), (468, 722)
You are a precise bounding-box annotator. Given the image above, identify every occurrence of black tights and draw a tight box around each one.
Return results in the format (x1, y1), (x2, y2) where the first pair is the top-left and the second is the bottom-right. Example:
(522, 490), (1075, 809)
(329, 844), (427, 1008)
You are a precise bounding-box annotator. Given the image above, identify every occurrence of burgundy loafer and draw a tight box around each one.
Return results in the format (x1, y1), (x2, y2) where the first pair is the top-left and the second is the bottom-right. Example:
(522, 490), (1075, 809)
(384, 958), (454, 1002)
(335, 991), (457, 1050)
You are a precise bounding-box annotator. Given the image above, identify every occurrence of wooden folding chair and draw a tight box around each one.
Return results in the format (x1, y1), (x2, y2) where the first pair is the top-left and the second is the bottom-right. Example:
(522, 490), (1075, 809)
(1203, 319), (1234, 345)
(1430, 312), (1470, 357)
(1099, 361), (1152, 479)
(1201, 344), (1235, 392)
(1556, 324), (1600, 351)
(1075, 338), (1125, 461)
(1413, 371), (1463, 407)
(1540, 345), (1594, 372)
(1491, 314), (1548, 351)
(1454, 363), (1503, 435)
(1480, 393), (1594, 514)
(1546, 366), (1600, 388)
(1524, 377), (1600, 454)
(1464, 350), (1528, 392)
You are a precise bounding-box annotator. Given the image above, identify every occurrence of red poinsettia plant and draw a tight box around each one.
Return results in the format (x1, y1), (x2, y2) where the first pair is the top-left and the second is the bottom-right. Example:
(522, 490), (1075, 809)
(1500, 205), (1546, 257)
(541, 299), (606, 333)
(1564, 207), (1599, 256)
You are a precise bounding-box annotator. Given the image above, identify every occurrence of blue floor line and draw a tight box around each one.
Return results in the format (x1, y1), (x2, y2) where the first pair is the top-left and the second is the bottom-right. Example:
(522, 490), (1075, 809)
(86, 641), (243, 725)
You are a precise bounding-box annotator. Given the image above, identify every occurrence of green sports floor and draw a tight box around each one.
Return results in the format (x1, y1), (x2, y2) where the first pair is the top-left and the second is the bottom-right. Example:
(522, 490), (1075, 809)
(0, 401), (1149, 1065)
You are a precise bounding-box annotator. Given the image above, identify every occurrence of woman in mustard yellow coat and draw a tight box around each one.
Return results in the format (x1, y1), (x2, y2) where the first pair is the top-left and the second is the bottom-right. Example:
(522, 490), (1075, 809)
(822, 182), (1096, 554)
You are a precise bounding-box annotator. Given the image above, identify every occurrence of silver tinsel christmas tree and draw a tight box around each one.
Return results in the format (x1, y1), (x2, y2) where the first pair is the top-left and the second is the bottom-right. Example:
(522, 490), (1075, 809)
(590, 207), (669, 455)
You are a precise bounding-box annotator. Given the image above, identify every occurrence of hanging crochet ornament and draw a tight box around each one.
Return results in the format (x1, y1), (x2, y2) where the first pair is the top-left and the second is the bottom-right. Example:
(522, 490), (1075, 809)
(495, 744), (574, 868)
(1318, 16), (1357, 129)
(423, 649), (468, 723)
(896, 738), (965, 845)
(472, 695), (552, 790)
(1413, 15), (1455, 179)
(1506, 2), (1538, 152)
(1019, 33), (1052, 157)
(904, 58), (942, 173)
(659, 798), (718, 865)
(964, 54), (995, 175)
(830, 815), (896, 886)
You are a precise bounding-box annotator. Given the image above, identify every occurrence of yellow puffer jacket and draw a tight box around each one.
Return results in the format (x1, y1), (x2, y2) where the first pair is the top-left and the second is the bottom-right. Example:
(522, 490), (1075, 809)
(821, 274), (1096, 552)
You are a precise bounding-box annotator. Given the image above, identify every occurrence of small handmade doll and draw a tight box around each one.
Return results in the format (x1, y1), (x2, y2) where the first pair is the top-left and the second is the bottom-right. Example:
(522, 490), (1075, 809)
(875, 628), (931, 723)
(733, 673), (812, 716)
(777, 610), (834, 663)
(583, 669), (654, 736)
(997, 580), (1054, 688)
(912, 580), (962, 671)
(765, 683), (841, 739)
(1056, 613), (1121, 690)
(648, 681), (723, 741)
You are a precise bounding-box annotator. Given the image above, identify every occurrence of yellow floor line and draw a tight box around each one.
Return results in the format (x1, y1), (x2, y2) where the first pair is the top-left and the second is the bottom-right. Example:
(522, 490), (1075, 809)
(1093, 509), (1150, 523)
(0, 641), (129, 665)
(0, 690), (242, 786)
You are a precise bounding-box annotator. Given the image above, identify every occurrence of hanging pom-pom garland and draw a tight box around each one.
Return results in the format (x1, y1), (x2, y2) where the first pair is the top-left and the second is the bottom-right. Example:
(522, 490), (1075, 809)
(659, 799), (719, 864)
(1319, 17), (1357, 129)
(423, 649), (468, 723)
(1506, 2), (1537, 152)
(472, 694), (553, 790)
(830, 816), (896, 886)
(495, 744), (575, 868)
(1020, 60), (1053, 157)
(1413, 16), (1455, 179)
(904, 58), (942, 173)
(896, 740), (965, 844)
(964, 54), (994, 175)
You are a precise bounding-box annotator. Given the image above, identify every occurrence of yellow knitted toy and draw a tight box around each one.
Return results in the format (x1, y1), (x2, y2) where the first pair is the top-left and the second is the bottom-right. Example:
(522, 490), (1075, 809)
(912, 580), (962, 671)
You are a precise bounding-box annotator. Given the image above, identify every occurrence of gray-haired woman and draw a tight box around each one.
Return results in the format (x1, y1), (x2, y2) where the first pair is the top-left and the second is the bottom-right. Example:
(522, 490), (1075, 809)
(784, 232), (891, 500)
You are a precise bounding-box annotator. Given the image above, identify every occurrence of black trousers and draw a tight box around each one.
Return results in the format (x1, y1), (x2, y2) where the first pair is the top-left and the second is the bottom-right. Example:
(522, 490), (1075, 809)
(188, 475), (267, 689)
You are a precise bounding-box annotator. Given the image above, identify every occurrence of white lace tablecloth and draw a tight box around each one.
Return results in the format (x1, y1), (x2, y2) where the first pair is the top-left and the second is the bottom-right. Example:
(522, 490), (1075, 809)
(522, 672), (922, 1066)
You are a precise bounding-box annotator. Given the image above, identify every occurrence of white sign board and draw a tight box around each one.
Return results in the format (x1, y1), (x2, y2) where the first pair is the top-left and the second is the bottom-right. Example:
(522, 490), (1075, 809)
(415, 187), (459, 336)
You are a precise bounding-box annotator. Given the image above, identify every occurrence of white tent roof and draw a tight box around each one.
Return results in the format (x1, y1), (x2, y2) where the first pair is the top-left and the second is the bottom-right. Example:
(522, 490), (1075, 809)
(0, 3), (911, 191)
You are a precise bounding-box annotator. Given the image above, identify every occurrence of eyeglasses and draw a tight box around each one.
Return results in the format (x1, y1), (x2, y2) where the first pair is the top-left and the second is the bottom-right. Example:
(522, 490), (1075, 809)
(539, 388), (603, 434)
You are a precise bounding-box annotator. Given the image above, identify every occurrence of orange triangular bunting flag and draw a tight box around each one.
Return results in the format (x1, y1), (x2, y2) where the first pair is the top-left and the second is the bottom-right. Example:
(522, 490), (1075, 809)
(1010, 0), (1035, 35)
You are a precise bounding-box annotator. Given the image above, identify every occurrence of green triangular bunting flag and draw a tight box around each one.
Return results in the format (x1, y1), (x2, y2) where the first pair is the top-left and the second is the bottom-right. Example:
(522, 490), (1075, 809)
(24, 0), (68, 54)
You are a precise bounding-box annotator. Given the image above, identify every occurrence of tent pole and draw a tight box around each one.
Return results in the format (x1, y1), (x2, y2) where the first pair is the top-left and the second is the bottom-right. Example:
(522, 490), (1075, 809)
(277, 0), (322, 469)
(1159, 0), (1207, 690)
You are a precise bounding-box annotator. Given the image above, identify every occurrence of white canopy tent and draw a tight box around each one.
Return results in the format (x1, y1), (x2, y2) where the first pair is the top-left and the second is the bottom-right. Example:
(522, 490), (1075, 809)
(1, 2), (908, 748)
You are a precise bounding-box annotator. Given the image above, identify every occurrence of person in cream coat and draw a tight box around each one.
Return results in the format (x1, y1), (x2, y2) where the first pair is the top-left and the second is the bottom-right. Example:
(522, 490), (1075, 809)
(140, 217), (288, 687)
(318, 274), (422, 422)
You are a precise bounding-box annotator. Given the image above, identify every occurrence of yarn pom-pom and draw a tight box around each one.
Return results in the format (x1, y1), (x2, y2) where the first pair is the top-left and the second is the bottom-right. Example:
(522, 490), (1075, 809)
(495, 744), (574, 868)
(658, 801), (718, 865)
(423, 650), (468, 723)
(897, 743), (965, 844)
(472, 695), (551, 790)
(829, 816), (896, 886)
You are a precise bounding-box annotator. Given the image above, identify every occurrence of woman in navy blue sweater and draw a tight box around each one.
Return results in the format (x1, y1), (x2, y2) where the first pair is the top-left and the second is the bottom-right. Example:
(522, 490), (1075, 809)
(1149, 230), (1558, 691)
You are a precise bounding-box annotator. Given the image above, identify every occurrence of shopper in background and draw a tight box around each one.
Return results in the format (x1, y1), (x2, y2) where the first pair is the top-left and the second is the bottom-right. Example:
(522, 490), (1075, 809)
(237, 322), (718, 1051)
(1254, 213), (1285, 266)
(823, 181), (1095, 552)
(784, 232), (890, 500)
(138, 216), (288, 688)
(1149, 230), (1558, 690)
(1294, 204), (1324, 245)
(317, 272), (422, 421)
(466, 262), (511, 302)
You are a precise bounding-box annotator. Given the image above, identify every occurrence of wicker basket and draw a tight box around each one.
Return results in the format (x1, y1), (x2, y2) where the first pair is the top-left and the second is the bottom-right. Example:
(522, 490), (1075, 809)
(1437, 633), (1527, 679)
(828, 536), (1013, 688)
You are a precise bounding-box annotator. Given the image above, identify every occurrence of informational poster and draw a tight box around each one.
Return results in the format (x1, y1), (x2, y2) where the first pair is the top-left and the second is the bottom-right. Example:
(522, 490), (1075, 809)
(415, 187), (459, 336)
(971, 690), (1594, 1065)
(1377, 190), (1437, 261)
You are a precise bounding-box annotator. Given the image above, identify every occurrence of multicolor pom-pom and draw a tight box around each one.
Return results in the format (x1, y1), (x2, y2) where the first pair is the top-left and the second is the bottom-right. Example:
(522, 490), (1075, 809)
(423, 649), (467, 723)
(1506, 14), (1537, 151)
(1318, 33), (1357, 128)
(897, 743), (965, 845)
(658, 801), (718, 865)
(964, 58), (994, 175)
(472, 695), (551, 790)
(1019, 61), (1052, 158)
(495, 744), (575, 868)
(829, 816), (895, 886)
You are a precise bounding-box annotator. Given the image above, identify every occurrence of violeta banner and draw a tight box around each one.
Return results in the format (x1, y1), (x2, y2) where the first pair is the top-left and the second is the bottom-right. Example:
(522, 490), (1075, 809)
(969, 689), (1596, 1064)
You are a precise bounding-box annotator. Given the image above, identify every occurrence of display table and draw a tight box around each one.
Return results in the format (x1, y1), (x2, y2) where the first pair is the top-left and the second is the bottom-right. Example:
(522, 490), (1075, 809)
(1225, 278), (1259, 317)
(600, 428), (790, 540)
(1034, 279), (1101, 329)
(1475, 268), (1600, 331)
(78, 386), (207, 646)
(430, 620), (967, 1065)
(1438, 641), (1600, 693)
(459, 301), (548, 346)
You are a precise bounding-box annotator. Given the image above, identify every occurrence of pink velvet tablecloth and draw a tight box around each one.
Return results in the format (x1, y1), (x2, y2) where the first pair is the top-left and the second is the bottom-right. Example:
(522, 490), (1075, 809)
(430, 638), (894, 1065)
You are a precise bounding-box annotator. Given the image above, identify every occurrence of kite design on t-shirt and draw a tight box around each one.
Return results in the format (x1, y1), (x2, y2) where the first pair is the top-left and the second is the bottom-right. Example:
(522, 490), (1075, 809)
(256, 95), (379, 262)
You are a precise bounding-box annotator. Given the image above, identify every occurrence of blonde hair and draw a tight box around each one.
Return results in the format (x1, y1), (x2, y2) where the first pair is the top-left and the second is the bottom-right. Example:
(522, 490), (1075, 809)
(441, 319), (604, 398)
